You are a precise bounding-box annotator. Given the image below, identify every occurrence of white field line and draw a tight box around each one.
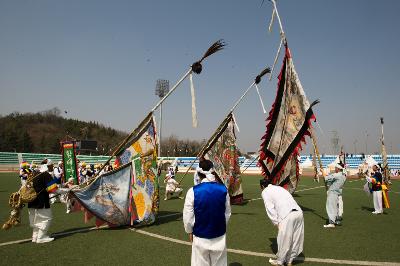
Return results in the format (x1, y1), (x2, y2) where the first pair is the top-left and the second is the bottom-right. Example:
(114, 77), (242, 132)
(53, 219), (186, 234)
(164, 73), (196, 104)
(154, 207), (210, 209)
(130, 228), (400, 266)
(0, 225), (108, 247)
(2, 179), (399, 265)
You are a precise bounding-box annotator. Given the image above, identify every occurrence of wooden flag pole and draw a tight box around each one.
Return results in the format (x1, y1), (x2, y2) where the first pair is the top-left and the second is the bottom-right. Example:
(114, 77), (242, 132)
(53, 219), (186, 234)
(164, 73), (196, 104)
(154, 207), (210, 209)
(174, 66), (271, 187)
(240, 155), (260, 174)
(310, 128), (327, 190)
(92, 40), (226, 181)
(268, 0), (286, 81)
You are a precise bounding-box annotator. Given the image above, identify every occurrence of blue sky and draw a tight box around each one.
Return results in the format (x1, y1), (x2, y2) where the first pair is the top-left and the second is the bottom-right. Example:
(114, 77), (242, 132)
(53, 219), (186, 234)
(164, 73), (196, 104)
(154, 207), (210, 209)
(0, 0), (399, 154)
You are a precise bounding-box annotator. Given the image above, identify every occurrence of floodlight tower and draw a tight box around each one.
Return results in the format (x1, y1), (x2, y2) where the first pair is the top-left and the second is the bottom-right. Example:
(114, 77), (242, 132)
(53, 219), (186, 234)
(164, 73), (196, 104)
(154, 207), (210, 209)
(155, 79), (170, 157)
(330, 130), (340, 155)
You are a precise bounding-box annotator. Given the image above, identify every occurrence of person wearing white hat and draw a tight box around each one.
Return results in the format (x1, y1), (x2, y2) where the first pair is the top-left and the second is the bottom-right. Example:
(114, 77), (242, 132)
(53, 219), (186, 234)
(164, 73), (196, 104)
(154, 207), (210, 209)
(53, 161), (63, 184)
(164, 173), (183, 200)
(183, 159), (231, 266)
(28, 158), (58, 243)
(365, 165), (383, 214)
(39, 158), (50, 173)
(322, 163), (346, 228)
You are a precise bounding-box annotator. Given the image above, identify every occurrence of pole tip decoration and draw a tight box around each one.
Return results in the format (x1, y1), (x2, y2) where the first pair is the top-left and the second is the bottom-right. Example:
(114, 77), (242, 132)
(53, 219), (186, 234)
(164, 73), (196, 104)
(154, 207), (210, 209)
(192, 39), (226, 75)
(380, 117), (384, 124)
(255, 67), (271, 84)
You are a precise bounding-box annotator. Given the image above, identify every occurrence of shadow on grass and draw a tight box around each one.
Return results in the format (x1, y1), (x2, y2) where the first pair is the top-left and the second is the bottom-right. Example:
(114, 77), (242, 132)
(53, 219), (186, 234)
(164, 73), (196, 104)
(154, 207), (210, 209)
(231, 212), (257, 216)
(229, 263), (243, 266)
(293, 253), (306, 265)
(269, 237), (278, 253)
(51, 225), (102, 240)
(298, 204), (326, 221)
(361, 206), (374, 212)
(153, 211), (183, 226)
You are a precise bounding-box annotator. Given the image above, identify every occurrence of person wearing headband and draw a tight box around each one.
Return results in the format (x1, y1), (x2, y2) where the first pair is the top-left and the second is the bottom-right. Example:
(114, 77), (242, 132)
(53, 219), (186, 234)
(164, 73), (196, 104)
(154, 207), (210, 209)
(183, 159), (231, 266)
(164, 173), (183, 200)
(323, 163), (346, 228)
(260, 179), (304, 266)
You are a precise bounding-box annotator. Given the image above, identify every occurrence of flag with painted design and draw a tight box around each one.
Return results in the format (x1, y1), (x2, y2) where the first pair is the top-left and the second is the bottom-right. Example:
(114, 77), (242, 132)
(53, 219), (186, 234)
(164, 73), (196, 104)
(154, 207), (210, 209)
(258, 43), (318, 193)
(70, 163), (132, 226)
(114, 113), (159, 225)
(198, 113), (243, 204)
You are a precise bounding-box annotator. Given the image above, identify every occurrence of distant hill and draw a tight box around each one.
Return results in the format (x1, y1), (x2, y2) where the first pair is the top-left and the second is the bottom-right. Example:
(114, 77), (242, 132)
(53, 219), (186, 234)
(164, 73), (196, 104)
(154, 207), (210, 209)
(0, 107), (127, 155)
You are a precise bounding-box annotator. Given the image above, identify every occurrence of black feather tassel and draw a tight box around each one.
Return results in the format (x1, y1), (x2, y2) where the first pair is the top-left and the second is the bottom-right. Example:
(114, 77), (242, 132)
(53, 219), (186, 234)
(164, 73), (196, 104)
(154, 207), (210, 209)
(192, 39), (226, 74)
(255, 67), (271, 84)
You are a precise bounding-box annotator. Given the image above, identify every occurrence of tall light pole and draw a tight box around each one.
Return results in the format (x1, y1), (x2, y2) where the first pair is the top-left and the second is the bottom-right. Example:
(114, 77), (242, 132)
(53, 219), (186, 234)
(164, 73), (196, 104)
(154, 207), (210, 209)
(365, 130), (369, 155)
(155, 79), (170, 157)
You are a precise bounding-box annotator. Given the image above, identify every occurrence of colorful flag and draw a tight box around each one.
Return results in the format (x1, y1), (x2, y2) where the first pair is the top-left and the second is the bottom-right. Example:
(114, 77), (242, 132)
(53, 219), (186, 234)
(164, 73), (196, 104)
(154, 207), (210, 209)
(61, 142), (78, 184)
(115, 114), (159, 225)
(46, 179), (58, 193)
(70, 114), (159, 226)
(258, 43), (318, 193)
(71, 163), (132, 226)
(199, 113), (244, 204)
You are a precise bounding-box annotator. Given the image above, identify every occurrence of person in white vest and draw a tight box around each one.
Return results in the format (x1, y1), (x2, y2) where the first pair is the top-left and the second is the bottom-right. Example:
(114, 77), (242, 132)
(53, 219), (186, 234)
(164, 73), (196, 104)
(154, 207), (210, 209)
(183, 159), (231, 266)
(260, 179), (304, 266)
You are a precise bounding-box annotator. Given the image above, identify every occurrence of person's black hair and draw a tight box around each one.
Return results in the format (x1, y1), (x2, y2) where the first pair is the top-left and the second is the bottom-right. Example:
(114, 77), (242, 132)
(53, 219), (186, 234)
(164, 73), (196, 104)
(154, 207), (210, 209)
(197, 159), (214, 180)
(260, 178), (271, 188)
(199, 159), (213, 171)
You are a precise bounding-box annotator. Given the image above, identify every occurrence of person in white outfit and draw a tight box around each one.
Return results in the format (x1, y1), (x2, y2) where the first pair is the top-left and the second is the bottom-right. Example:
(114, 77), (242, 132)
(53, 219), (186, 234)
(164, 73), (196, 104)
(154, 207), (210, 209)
(28, 160), (57, 243)
(260, 179), (304, 266)
(183, 159), (231, 266)
(164, 173), (183, 200)
(366, 165), (383, 214)
(53, 161), (63, 183)
(323, 164), (346, 228)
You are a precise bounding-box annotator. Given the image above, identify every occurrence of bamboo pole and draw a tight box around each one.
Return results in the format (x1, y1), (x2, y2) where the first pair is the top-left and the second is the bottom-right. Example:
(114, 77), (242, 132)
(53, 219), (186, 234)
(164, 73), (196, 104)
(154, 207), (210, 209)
(175, 66), (271, 187)
(310, 128), (327, 190)
(91, 40), (226, 181)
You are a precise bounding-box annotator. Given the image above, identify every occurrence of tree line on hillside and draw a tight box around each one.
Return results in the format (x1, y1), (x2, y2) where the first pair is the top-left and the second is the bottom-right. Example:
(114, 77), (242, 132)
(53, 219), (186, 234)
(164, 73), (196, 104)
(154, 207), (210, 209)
(0, 107), (127, 155)
(0, 108), (236, 157)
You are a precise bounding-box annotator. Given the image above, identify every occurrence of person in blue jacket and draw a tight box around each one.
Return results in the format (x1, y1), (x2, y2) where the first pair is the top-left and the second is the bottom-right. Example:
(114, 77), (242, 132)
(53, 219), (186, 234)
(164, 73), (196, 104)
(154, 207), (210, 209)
(183, 159), (231, 266)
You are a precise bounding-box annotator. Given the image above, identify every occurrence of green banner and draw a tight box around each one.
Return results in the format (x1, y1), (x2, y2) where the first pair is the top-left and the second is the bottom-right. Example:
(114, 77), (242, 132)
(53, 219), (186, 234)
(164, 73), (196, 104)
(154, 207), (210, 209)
(62, 142), (78, 184)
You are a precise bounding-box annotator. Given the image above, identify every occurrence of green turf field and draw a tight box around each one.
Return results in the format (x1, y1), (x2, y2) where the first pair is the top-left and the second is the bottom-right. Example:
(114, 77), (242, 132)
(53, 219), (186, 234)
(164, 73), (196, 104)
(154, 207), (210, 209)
(0, 172), (399, 265)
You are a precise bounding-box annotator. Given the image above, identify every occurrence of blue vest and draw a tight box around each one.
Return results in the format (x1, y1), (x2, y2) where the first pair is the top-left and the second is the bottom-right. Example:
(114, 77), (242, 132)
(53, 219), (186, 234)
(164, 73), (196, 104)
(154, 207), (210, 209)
(193, 182), (227, 239)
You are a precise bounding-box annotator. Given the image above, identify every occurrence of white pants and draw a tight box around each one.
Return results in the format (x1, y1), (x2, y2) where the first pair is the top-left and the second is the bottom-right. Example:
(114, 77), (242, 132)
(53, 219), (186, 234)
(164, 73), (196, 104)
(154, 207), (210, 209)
(28, 208), (52, 238)
(276, 211), (304, 264)
(326, 192), (339, 223)
(191, 234), (227, 266)
(337, 195), (343, 217)
(373, 191), (383, 213)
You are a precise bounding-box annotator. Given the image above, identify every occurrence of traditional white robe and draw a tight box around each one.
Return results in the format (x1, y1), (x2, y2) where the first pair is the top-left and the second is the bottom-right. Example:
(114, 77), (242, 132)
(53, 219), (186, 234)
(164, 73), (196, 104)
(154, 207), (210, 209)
(337, 195), (343, 217)
(365, 175), (383, 213)
(324, 172), (346, 223)
(164, 177), (183, 199)
(261, 184), (304, 265)
(183, 176), (231, 266)
(53, 167), (63, 180)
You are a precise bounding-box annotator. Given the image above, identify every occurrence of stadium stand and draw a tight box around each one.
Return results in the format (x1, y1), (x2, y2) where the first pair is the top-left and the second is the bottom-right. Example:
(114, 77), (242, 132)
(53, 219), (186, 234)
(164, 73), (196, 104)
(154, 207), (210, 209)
(1, 152), (399, 171)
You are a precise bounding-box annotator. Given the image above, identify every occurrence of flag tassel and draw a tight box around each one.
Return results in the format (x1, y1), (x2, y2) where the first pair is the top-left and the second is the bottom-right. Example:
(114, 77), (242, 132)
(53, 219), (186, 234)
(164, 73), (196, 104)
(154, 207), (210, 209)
(189, 73), (198, 128)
